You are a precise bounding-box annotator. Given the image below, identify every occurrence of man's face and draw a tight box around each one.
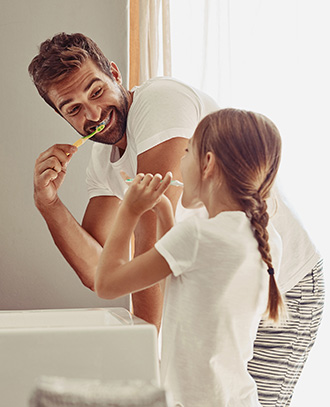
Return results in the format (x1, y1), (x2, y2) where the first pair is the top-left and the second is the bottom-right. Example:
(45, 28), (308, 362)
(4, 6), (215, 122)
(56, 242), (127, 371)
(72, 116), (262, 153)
(48, 59), (130, 146)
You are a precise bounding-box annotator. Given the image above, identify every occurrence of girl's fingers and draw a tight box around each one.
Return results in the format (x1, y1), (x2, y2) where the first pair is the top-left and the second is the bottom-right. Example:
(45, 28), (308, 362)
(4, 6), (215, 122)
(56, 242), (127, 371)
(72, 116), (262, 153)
(163, 171), (173, 185)
(120, 171), (150, 186)
(124, 171), (173, 194)
(140, 173), (153, 186)
(148, 173), (163, 189)
(132, 173), (145, 185)
(155, 171), (172, 194)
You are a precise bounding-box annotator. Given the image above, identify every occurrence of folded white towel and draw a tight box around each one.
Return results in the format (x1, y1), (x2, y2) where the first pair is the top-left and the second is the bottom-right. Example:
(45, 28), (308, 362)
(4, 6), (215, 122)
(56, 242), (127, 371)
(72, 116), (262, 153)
(29, 376), (173, 407)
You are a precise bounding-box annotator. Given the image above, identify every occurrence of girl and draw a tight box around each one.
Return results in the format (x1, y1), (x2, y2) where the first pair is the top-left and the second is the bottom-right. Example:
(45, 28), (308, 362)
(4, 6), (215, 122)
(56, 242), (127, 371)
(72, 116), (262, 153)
(95, 108), (285, 407)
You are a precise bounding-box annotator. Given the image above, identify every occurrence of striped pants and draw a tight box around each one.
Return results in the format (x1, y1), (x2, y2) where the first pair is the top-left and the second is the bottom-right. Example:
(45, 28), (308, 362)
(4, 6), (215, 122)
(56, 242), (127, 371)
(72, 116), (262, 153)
(248, 260), (325, 407)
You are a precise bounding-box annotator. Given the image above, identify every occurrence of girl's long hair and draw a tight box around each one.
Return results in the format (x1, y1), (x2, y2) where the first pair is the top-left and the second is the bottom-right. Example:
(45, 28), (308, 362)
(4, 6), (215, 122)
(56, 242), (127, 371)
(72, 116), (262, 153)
(194, 108), (285, 323)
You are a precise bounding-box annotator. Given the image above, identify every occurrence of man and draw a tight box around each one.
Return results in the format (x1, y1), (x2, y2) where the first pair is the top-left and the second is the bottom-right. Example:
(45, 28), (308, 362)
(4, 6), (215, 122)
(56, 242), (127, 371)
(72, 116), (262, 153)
(30, 33), (324, 406)
(29, 32), (219, 330)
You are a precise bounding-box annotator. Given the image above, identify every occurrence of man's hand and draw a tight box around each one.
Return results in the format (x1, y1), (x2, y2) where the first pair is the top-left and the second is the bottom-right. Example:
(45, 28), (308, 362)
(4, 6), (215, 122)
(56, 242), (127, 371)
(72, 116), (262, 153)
(34, 144), (77, 211)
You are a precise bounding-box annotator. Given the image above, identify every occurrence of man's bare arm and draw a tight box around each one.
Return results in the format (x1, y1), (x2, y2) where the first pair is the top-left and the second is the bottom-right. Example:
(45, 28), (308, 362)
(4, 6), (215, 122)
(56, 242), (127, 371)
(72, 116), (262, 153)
(132, 137), (188, 329)
(34, 143), (120, 290)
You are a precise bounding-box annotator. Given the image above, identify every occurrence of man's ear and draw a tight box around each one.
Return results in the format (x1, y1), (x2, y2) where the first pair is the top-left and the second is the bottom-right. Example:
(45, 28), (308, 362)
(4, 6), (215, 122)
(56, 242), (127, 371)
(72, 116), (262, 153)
(202, 152), (216, 180)
(110, 61), (122, 84)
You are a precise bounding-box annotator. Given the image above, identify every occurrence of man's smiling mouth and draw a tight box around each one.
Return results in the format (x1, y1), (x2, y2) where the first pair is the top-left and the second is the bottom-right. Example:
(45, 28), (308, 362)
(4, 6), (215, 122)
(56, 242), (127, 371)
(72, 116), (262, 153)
(89, 111), (113, 134)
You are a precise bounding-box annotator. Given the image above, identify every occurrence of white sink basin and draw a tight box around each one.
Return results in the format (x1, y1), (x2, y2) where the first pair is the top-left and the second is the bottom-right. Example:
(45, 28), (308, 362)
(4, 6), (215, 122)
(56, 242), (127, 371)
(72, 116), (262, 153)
(0, 307), (128, 328)
(0, 307), (160, 406)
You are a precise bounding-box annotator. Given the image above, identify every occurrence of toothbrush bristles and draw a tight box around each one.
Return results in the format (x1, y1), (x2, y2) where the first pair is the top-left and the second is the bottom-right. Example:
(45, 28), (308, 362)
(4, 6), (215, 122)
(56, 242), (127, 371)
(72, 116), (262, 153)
(96, 124), (105, 132)
(96, 120), (106, 131)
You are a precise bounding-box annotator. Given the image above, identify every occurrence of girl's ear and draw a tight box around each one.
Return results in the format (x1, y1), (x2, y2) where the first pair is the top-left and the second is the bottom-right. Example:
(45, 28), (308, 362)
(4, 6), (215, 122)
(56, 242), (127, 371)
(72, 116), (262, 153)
(110, 61), (122, 84)
(202, 152), (217, 180)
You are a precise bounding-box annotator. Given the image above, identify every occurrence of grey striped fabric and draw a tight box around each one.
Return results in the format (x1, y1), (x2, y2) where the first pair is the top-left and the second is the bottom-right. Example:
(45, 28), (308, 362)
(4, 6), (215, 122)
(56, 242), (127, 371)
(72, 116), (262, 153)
(248, 260), (325, 406)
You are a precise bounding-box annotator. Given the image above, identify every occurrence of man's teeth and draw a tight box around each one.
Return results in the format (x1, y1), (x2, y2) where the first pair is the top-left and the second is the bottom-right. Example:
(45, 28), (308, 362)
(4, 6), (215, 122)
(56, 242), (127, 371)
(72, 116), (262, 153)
(99, 112), (112, 128)
(90, 112), (112, 133)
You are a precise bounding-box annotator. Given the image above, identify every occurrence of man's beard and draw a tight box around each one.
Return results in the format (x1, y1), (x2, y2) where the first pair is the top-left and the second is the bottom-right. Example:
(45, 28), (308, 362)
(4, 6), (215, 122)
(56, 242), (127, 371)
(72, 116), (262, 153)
(92, 105), (127, 145)
(86, 86), (129, 145)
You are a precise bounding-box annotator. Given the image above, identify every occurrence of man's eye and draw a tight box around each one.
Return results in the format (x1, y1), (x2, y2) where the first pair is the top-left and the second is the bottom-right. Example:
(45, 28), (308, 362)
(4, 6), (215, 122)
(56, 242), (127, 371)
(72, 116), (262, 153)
(67, 105), (80, 116)
(91, 88), (103, 98)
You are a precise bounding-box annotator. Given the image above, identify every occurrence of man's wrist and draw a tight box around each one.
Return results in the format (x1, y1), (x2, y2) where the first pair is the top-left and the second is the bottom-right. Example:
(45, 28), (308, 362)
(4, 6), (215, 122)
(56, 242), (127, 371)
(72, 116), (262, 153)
(35, 195), (63, 218)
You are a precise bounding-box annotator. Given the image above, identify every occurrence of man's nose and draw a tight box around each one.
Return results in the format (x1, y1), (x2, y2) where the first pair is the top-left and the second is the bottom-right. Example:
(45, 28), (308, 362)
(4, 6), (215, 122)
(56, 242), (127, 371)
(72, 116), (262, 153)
(84, 104), (102, 122)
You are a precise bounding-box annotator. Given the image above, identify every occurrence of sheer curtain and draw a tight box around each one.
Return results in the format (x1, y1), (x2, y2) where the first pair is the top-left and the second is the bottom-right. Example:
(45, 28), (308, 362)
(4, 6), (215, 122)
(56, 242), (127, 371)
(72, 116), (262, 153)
(130, 0), (171, 87)
(170, 1), (329, 406)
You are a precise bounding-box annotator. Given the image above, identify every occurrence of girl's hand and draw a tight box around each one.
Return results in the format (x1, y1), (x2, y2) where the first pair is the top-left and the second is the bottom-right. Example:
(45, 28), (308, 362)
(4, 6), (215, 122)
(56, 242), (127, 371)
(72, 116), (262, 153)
(120, 171), (173, 217)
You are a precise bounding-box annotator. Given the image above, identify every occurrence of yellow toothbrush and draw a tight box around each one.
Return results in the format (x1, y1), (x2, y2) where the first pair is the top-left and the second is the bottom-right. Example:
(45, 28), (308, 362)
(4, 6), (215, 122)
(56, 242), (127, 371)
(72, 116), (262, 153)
(72, 122), (105, 148)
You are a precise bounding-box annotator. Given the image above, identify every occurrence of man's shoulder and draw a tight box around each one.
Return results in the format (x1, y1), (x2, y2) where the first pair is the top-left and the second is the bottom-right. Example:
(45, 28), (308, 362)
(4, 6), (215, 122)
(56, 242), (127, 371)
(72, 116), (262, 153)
(135, 76), (193, 97)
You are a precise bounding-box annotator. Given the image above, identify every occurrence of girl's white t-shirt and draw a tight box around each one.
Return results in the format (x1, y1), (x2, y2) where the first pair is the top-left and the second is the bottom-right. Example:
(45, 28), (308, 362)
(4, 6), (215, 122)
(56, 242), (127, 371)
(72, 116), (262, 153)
(155, 211), (282, 407)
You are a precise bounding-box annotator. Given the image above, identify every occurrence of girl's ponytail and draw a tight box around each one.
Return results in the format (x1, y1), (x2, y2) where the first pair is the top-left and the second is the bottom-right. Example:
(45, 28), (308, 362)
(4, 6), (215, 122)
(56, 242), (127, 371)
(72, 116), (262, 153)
(265, 268), (286, 324)
(194, 108), (285, 324)
(247, 193), (286, 324)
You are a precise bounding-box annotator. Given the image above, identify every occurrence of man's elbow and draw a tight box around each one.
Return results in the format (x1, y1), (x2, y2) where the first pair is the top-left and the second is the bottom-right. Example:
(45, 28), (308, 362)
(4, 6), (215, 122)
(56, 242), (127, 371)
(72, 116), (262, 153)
(76, 271), (96, 292)
(84, 280), (96, 292)
(95, 279), (119, 300)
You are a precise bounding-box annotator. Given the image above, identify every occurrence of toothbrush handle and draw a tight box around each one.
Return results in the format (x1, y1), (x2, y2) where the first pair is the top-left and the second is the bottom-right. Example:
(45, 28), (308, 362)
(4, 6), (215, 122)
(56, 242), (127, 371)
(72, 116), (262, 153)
(125, 178), (183, 187)
(73, 137), (90, 148)
(66, 136), (90, 155)
(73, 138), (85, 148)
(70, 124), (104, 150)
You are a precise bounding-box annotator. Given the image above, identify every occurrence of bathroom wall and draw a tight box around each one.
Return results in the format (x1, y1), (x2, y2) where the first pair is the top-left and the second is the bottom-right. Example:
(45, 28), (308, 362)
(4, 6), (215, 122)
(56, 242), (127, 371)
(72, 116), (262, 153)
(0, 0), (130, 310)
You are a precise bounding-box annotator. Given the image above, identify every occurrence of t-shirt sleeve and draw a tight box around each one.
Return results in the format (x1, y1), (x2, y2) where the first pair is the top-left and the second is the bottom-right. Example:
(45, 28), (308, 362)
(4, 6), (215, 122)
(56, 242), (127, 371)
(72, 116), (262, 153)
(154, 217), (199, 276)
(128, 79), (204, 155)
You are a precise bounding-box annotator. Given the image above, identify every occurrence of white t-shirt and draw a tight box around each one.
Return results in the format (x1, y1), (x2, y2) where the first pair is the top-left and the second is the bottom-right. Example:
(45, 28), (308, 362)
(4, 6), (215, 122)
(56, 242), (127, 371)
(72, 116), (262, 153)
(175, 187), (321, 295)
(155, 211), (282, 407)
(86, 77), (219, 200)
(268, 188), (321, 293)
(85, 76), (320, 293)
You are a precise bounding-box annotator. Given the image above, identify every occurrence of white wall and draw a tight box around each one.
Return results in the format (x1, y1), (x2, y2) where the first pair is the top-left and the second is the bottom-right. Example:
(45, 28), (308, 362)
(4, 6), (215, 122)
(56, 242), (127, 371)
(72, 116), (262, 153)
(0, 0), (130, 310)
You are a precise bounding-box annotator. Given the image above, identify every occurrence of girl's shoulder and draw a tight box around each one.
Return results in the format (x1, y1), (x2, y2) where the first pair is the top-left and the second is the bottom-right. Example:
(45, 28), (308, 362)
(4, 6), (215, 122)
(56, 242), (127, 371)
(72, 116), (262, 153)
(203, 211), (250, 234)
